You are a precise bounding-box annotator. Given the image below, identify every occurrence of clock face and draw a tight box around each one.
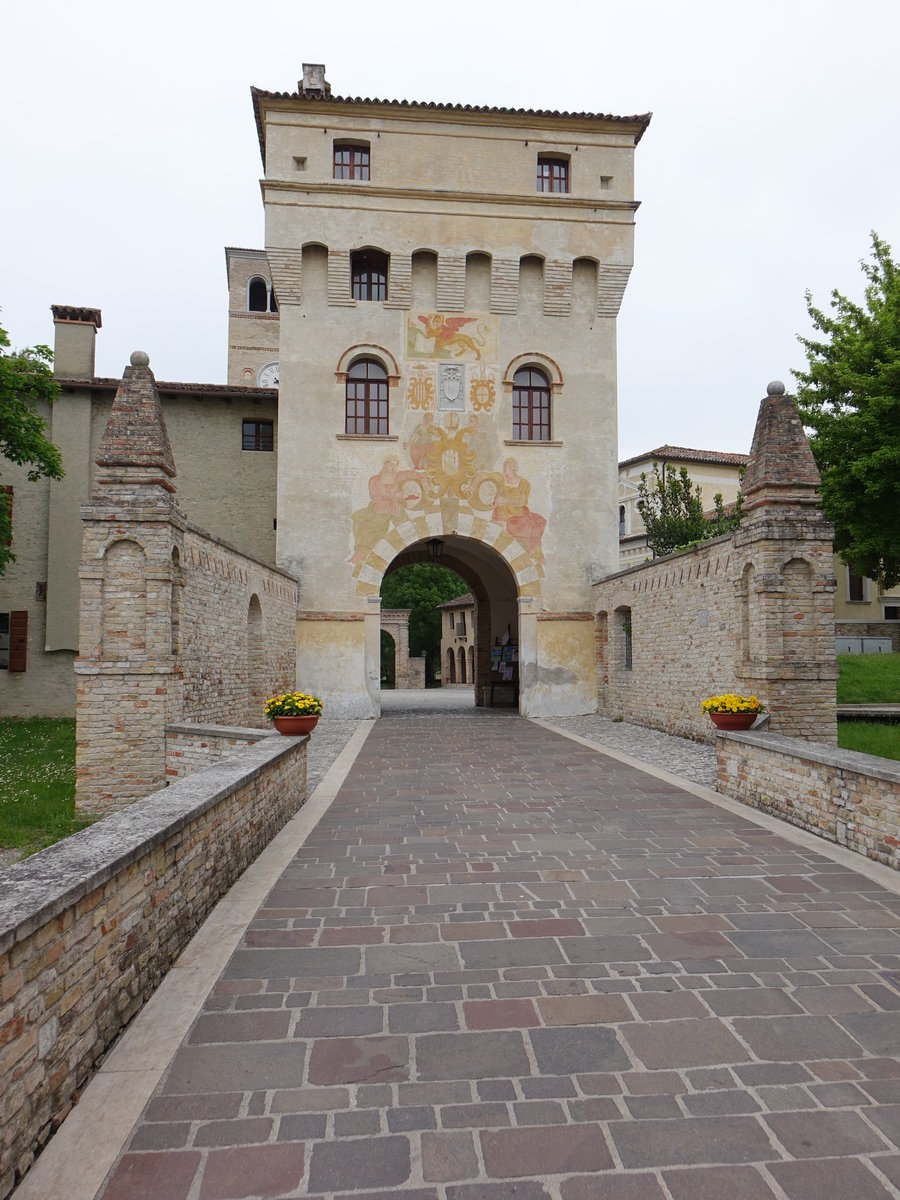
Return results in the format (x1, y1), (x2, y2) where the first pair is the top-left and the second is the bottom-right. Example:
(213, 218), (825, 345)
(257, 361), (280, 388)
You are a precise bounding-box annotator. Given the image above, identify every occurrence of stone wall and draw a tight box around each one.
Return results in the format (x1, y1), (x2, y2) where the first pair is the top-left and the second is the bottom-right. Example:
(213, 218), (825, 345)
(178, 524), (298, 726)
(74, 355), (299, 814)
(835, 620), (900, 653)
(593, 385), (839, 745)
(0, 734), (307, 1200)
(717, 730), (900, 870)
(165, 722), (276, 782)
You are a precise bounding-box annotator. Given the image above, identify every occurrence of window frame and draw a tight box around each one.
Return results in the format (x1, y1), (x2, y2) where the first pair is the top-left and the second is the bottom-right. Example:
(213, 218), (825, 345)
(344, 358), (390, 436)
(242, 419), (275, 452)
(536, 154), (570, 194)
(847, 569), (867, 603)
(351, 250), (389, 302)
(512, 366), (552, 442)
(333, 142), (371, 181)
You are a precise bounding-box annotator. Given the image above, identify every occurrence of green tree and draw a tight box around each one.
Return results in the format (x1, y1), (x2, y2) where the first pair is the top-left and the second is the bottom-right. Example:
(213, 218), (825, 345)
(0, 318), (64, 572)
(795, 233), (900, 588)
(381, 563), (468, 682)
(636, 462), (742, 558)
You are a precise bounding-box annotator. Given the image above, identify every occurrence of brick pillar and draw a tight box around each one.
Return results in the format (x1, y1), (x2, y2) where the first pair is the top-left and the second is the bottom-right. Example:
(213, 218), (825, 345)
(733, 382), (838, 743)
(75, 351), (185, 814)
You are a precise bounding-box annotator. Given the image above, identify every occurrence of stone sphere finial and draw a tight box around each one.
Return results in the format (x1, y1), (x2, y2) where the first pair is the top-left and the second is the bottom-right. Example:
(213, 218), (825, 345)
(766, 380), (786, 396)
(130, 350), (150, 368)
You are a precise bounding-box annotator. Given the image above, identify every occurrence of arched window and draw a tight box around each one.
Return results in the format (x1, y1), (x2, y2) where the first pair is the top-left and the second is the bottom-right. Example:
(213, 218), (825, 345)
(248, 277), (268, 312)
(345, 359), (389, 435)
(512, 366), (551, 441)
(351, 251), (388, 301)
(619, 505), (626, 537)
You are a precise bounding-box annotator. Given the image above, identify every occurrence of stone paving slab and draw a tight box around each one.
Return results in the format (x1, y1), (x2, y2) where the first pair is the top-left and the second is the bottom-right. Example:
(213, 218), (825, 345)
(92, 712), (900, 1198)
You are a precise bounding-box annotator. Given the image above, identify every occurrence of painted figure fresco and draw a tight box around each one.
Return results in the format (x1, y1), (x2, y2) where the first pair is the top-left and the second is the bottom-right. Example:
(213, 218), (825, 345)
(351, 414), (547, 579)
(407, 312), (498, 362)
(350, 456), (422, 565)
(492, 458), (546, 560)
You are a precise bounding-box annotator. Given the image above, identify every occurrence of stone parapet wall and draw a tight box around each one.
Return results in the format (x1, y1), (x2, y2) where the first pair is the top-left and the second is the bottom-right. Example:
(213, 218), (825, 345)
(165, 722), (276, 781)
(717, 730), (900, 870)
(0, 734), (307, 1200)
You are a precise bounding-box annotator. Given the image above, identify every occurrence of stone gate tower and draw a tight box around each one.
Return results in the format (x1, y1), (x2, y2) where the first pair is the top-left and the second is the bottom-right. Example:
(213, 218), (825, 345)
(253, 65), (651, 716)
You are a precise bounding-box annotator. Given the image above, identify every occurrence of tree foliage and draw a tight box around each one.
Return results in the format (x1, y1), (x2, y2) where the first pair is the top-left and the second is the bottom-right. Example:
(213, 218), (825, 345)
(795, 234), (900, 589)
(636, 462), (743, 558)
(0, 319), (64, 573)
(380, 563), (468, 682)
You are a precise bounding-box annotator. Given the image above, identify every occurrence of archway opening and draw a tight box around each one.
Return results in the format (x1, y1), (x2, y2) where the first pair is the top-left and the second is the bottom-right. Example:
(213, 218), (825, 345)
(379, 534), (521, 710)
(380, 629), (396, 688)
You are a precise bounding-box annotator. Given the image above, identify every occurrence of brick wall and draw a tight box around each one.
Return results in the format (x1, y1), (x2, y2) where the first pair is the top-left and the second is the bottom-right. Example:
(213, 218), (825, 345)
(165, 722), (276, 781)
(76, 516), (299, 814)
(593, 519), (838, 744)
(178, 523), (298, 727)
(717, 730), (900, 870)
(0, 734), (307, 1200)
(593, 387), (839, 745)
(835, 621), (900, 653)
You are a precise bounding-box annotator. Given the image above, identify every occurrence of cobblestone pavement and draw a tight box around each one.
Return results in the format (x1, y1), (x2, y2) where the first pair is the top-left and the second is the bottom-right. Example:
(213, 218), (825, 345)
(544, 714), (718, 789)
(98, 712), (900, 1199)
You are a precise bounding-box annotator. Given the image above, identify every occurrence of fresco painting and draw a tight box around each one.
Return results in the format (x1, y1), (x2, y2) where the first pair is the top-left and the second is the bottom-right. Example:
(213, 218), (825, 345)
(407, 312), (498, 362)
(405, 363), (435, 410)
(350, 409), (547, 573)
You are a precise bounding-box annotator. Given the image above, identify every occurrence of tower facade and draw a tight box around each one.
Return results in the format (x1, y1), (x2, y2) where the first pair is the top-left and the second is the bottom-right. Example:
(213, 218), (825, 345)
(254, 66), (650, 716)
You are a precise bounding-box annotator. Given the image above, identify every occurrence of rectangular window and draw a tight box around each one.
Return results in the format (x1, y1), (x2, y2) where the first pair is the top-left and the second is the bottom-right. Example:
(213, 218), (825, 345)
(848, 572), (865, 602)
(4, 611), (27, 672)
(242, 420), (274, 451)
(458, 613), (466, 637)
(537, 155), (569, 193)
(449, 612), (454, 631)
(885, 606), (899, 621)
(334, 142), (370, 180)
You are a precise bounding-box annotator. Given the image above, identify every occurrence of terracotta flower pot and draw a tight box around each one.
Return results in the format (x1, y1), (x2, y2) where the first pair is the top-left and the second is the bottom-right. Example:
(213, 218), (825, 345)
(709, 711), (758, 731)
(272, 715), (319, 736)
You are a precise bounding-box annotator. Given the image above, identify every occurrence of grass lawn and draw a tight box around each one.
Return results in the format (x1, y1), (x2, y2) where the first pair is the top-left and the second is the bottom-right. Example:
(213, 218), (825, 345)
(838, 721), (900, 763)
(0, 718), (91, 856)
(837, 653), (900, 704)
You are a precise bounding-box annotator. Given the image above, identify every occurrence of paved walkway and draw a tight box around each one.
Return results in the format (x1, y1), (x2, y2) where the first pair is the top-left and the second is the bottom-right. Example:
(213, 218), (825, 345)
(28, 712), (900, 1198)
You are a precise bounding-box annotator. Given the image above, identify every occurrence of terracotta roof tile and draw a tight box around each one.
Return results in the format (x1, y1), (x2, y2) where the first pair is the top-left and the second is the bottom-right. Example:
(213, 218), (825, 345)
(251, 86), (651, 161)
(619, 445), (750, 470)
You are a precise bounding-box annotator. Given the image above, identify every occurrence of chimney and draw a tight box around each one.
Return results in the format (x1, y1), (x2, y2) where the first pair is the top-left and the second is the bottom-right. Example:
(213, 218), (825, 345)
(51, 305), (101, 379)
(300, 63), (331, 95)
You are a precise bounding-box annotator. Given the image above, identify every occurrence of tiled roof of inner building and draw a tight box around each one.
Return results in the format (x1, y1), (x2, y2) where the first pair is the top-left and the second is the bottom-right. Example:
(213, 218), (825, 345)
(57, 377), (276, 399)
(251, 87), (652, 158)
(619, 445), (750, 469)
(437, 593), (475, 609)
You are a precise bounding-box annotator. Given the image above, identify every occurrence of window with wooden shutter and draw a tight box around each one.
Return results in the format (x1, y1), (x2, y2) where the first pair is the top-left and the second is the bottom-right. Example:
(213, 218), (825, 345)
(8, 610), (27, 672)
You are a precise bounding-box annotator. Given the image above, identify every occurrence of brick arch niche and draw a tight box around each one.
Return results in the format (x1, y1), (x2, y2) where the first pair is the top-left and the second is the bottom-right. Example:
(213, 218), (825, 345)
(377, 533), (528, 710)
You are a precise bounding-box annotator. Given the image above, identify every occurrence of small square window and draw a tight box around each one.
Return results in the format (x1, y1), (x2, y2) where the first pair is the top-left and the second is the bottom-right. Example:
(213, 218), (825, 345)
(242, 420), (274, 451)
(537, 155), (569, 193)
(334, 142), (370, 180)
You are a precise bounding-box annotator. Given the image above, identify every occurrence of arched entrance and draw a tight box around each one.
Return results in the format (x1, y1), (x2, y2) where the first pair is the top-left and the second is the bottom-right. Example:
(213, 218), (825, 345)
(374, 534), (524, 715)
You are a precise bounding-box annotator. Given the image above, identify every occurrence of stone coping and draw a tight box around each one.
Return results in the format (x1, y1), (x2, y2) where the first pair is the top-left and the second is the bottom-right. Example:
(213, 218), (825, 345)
(591, 531), (733, 585)
(0, 734), (306, 955)
(165, 722), (277, 739)
(718, 728), (900, 785)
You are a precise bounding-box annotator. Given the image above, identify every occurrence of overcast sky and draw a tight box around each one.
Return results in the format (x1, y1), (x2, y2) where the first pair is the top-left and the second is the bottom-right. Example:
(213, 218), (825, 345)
(2, 0), (898, 460)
